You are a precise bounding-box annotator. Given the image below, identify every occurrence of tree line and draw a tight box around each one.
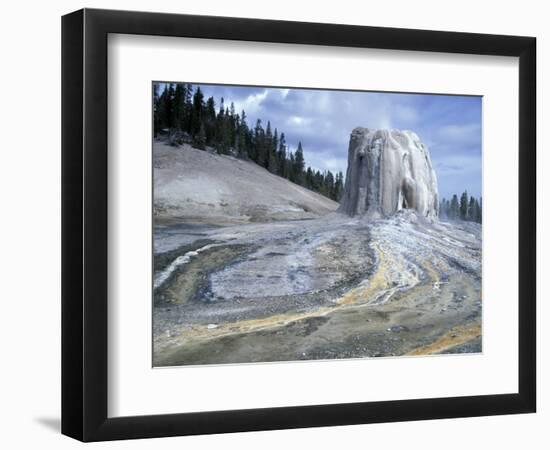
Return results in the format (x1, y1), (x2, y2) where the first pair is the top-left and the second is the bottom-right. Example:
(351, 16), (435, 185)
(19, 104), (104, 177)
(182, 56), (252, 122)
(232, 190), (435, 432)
(439, 192), (482, 223)
(153, 83), (344, 202)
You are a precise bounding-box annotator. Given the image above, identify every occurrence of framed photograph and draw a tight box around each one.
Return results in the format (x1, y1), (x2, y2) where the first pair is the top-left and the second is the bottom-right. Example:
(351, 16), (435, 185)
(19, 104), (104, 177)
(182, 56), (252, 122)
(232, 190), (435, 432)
(62, 8), (536, 441)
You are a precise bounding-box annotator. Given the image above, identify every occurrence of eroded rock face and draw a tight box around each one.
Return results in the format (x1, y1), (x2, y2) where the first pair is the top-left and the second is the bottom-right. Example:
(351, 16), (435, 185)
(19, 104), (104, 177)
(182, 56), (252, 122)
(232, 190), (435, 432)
(338, 127), (439, 219)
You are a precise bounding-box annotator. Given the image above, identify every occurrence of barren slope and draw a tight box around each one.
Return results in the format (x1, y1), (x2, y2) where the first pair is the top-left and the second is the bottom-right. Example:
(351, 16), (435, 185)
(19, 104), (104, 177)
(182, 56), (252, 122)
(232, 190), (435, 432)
(154, 141), (338, 224)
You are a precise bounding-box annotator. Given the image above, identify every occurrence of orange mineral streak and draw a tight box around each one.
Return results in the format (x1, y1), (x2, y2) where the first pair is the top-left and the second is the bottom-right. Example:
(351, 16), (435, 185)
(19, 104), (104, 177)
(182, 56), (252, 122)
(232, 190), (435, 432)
(406, 323), (482, 356)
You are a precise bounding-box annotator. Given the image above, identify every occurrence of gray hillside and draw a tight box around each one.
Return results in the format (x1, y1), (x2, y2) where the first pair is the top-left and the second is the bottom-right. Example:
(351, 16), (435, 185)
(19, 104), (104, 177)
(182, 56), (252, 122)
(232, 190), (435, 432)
(154, 141), (338, 225)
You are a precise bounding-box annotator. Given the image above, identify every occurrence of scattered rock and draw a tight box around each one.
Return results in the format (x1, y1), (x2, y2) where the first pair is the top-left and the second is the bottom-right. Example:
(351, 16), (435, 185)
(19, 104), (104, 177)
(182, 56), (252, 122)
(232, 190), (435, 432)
(387, 325), (409, 333)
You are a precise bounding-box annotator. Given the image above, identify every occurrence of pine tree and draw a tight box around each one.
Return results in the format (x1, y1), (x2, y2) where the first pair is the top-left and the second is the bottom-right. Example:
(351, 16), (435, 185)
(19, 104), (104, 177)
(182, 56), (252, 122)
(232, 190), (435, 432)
(288, 153), (296, 182)
(273, 129), (279, 164)
(264, 121), (273, 169)
(157, 83), (173, 131)
(152, 86), (348, 201)
(166, 83), (176, 129)
(173, 83), (185, 130)
(450, 195), (460, 220)
(194, 123), (206, 149)
(478, 197), (482, 223)
(183, 84), (193, 132)
(314, 170), (323, 192)
(229, 102), (237, 147)
(267, 150), (278, 174)
(443, 198), (451, 219)
(468, 196), (477, 222)
(214, 98), (226, 154)
(305, 167), (314, 190)
(441, 192), (482, 223)
(277, 133), (287, 177)
(253, 119), (264, 164)
(439, 198), (446, 219)
(294, 142), (305, 185)
(324, 170), (335, 199)
(334, 172), (344, 201)
(459, 191), (469, 220)
(191, 87), (204, 136)
(237, 110), (249, 158)
(204, 96), (216, 144)
(153, 83), (161, 137)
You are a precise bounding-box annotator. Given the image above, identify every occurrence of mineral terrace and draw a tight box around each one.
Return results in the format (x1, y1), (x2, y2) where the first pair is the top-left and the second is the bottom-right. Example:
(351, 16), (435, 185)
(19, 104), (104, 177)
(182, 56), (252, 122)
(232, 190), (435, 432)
(152, 129), (482, 366)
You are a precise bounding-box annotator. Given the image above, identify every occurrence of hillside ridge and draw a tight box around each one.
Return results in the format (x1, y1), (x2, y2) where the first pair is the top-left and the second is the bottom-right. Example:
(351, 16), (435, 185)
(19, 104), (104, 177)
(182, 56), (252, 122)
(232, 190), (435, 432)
(154, 141), (339, 225)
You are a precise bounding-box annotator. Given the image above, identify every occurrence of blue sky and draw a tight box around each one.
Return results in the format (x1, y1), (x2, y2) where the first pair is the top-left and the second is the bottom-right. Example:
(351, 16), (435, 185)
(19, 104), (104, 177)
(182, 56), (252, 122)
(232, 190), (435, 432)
(180, 83), (482, 200)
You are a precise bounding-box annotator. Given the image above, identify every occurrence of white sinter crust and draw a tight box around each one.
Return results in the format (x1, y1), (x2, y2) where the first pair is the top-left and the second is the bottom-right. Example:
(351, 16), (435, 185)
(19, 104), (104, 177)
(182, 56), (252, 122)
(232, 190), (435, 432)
(338, 127), (439, 219)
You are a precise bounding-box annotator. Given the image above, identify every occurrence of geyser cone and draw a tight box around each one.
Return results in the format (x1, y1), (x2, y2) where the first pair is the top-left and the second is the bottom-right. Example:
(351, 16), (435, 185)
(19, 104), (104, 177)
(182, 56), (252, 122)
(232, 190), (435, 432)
(338, 127), (439, 219)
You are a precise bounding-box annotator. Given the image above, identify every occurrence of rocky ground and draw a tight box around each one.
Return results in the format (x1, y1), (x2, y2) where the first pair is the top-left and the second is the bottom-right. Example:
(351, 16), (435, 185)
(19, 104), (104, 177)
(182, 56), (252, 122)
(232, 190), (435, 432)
(153, 210), (482, 366)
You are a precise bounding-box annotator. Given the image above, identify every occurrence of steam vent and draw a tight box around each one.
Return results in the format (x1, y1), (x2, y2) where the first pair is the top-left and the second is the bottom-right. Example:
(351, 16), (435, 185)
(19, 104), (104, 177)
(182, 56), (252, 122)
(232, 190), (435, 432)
(338, 127), (439, 219)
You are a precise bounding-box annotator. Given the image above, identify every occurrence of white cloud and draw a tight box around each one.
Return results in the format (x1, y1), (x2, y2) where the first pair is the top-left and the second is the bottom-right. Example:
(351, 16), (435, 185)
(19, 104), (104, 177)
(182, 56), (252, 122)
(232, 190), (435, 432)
(287, 116), (312, 126)
(232, 89), (269, 116)
(304, 149), (348, 176)
(436, 123), (481, 141)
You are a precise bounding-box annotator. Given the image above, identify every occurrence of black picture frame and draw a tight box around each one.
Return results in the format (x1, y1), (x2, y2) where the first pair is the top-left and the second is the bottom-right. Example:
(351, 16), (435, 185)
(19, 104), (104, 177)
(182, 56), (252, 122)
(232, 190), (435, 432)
(62, 8), (536, 442)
